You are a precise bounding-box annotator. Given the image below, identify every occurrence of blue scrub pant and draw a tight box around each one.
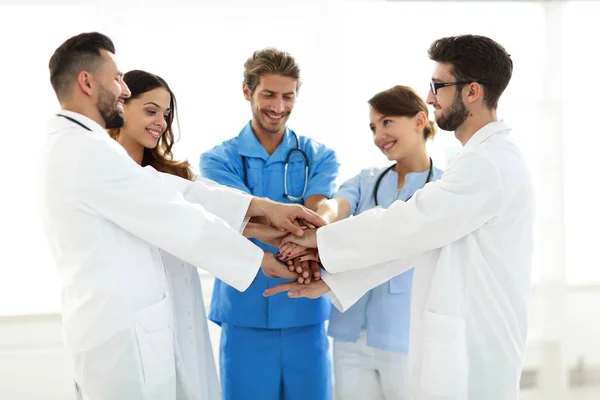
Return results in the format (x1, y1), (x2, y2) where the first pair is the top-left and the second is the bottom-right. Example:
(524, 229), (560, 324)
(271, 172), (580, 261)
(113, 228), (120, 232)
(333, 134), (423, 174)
(219, 322), (332, 400)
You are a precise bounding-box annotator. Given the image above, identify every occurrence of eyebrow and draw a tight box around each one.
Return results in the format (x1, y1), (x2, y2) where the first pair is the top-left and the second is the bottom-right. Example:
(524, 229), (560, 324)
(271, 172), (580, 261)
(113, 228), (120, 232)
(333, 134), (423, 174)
(144, 102), (171, 112)
(369, 115), (389, 128)
(261, 90), (296, 96)
(431, 78), (443, 83)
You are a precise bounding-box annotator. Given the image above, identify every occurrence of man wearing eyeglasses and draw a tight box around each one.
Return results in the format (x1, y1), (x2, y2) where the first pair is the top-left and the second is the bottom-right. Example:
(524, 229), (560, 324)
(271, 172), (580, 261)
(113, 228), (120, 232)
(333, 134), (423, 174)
(199, 48), (339, 400)
(266, 35), (534, 400)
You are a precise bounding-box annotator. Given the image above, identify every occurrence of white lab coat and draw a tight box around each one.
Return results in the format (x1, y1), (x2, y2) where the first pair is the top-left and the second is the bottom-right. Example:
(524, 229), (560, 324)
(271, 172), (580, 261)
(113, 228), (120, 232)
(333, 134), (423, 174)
(162, 251), (220, 400)
(40, 111), (264, 400)
(146, 170), (236, 400)
(319, 121), (534, 400)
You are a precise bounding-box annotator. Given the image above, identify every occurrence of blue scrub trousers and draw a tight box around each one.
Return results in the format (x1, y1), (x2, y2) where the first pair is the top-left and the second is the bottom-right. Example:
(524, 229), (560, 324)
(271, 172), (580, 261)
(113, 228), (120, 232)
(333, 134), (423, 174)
(219, 322), (332, 400)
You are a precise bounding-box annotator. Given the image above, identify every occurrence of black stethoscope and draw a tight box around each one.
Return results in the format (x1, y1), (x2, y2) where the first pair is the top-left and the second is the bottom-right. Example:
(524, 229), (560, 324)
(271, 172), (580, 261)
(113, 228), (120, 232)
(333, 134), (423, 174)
(241, 131), (309, 202)
(57, 114), (92, 131)
(373, 157), (434, 206)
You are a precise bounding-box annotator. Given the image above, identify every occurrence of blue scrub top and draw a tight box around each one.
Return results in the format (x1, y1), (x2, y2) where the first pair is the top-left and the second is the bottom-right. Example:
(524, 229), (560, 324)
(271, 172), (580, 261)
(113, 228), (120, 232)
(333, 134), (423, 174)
(200, 122), (340, 329)
(327, 164), (443, 353)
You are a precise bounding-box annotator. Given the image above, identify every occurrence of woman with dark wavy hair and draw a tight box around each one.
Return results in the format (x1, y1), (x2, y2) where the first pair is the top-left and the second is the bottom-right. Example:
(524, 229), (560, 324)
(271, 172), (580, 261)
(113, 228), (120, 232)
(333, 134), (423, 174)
(109, 69), (219, 398)
(108, 69), (193, 180)
(107, 69), (296, 400)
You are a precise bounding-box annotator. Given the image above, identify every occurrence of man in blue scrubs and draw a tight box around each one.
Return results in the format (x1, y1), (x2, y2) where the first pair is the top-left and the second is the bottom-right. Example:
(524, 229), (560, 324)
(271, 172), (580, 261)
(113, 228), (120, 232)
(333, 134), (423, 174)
(200, 48), (339, 400)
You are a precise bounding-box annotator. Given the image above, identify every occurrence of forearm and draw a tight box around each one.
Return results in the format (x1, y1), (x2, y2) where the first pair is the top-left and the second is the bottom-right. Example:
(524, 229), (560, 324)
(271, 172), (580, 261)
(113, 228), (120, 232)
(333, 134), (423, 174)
(246, 197), (271, 218)
(316, 198), (350, 224)
(304, 194), (328, 213)
(243, 222), (285, 247)
(242, 222), (261, 239)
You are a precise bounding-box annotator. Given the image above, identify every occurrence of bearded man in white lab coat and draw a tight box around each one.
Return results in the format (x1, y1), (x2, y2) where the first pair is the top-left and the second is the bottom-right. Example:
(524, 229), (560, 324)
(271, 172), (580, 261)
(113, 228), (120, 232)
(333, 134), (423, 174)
(40, 32), (326, 400)
(266, 35), (534, 400)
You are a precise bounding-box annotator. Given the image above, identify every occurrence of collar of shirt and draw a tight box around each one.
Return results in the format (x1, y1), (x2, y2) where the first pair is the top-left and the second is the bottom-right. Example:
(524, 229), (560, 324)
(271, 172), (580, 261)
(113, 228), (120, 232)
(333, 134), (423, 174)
(463, 120), (510, 151)
(380, 168), (433, 198)
(236, 121), (298, 164)
(50, 110), (107, 135)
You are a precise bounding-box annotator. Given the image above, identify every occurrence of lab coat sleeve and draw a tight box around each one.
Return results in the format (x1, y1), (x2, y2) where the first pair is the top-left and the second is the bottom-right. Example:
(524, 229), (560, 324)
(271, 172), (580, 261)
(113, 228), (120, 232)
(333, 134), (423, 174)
(317, 150), (504, 273)
(77, 141), (263, 292)
(156, 171), (251, 232)
(304, 146), (340, 199)
(186, 177), (251, 232)
(322, 256), (417, 312)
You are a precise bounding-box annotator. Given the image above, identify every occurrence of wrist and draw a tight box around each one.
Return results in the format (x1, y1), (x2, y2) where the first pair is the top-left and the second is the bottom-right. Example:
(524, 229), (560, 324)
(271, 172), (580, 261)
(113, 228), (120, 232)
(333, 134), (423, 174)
(243, 222), (257, 239)
(249, 197), (269, 218)
(321, 214), (335, 225)
(261, 251), (271, 266)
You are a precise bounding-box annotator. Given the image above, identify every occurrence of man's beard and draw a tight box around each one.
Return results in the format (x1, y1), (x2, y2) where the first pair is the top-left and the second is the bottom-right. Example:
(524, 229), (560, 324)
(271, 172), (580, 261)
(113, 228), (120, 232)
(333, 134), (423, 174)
(97, 84), (124, 129)
(252, 104), (288, 134)
(436, 90), (469, 132)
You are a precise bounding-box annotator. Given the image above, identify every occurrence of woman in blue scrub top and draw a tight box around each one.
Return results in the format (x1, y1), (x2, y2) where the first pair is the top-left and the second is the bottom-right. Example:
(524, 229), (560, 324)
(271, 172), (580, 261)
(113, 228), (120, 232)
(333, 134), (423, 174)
(291, 85), (443, 400)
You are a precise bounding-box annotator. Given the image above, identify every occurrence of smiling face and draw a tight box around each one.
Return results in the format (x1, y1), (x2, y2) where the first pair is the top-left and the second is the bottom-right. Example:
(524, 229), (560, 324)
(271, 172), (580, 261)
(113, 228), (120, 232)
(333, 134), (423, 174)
(369, 107), (425, 162)
(92, 50), (131, 129)
(244, 73), (297, 136)
(119, 87), (172, 151)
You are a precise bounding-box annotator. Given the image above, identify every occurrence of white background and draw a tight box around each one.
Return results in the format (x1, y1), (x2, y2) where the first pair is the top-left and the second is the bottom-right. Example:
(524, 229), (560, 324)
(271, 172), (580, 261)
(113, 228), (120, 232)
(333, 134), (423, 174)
(0, 0), (598, 398)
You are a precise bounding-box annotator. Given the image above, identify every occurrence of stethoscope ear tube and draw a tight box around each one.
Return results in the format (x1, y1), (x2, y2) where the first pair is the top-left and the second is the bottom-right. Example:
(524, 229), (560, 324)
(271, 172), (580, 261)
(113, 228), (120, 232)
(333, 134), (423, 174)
(373, 157), (434, 206)
(242, 131), (310, 202)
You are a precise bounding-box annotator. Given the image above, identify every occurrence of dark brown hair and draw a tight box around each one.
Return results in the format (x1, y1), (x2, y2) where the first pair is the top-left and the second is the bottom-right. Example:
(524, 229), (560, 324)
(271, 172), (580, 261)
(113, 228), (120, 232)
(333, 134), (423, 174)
(108, 70), (193, 181)
(368, 85), (436, 140)
(49, 32), (115, 99)
(428, 34), (512, 109)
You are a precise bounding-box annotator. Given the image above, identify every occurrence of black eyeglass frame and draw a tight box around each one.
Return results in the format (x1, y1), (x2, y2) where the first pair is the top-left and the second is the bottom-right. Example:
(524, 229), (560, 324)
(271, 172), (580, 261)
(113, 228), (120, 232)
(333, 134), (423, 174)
(430, 80), (491, 95)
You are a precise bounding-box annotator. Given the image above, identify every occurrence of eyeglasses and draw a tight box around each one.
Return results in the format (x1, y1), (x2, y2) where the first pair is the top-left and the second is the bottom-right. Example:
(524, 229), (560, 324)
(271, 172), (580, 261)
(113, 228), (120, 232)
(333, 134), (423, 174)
(429, 81), (491, 95)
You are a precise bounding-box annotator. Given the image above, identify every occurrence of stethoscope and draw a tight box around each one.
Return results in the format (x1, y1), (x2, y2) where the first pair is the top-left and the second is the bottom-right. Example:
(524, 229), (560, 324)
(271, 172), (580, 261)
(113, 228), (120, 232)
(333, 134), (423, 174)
(241, 131), (309, 202)
(57, 114), (92, 131)
(373, 157), (434, 206)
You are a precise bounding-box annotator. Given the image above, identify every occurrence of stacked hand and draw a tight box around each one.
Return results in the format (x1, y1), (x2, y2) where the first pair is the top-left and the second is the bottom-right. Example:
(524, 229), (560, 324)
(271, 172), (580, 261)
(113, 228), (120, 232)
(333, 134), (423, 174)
(276, 229), (320, 283)
(246, 198), (332, 299)
(264, 227), (329, 299)
(248, 198), (325, 237)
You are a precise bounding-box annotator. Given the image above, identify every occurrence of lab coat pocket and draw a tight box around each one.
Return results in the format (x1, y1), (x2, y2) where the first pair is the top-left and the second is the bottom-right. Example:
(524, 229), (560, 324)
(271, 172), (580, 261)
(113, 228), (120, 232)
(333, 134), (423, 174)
(133, 294), (175, 388)
(421, 311), (468, 399)
(388, 269), (414, 293)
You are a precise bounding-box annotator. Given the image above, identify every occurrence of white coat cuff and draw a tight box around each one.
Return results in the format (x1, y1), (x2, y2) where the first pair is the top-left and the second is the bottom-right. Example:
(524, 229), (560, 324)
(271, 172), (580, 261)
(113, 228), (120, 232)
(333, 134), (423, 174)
(228, 194), (253, 232)
(321, 274), (350, 312)
(239, 217), (251, 234)
(232, 247), (264, 292)
(316, 224), (344, 274)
